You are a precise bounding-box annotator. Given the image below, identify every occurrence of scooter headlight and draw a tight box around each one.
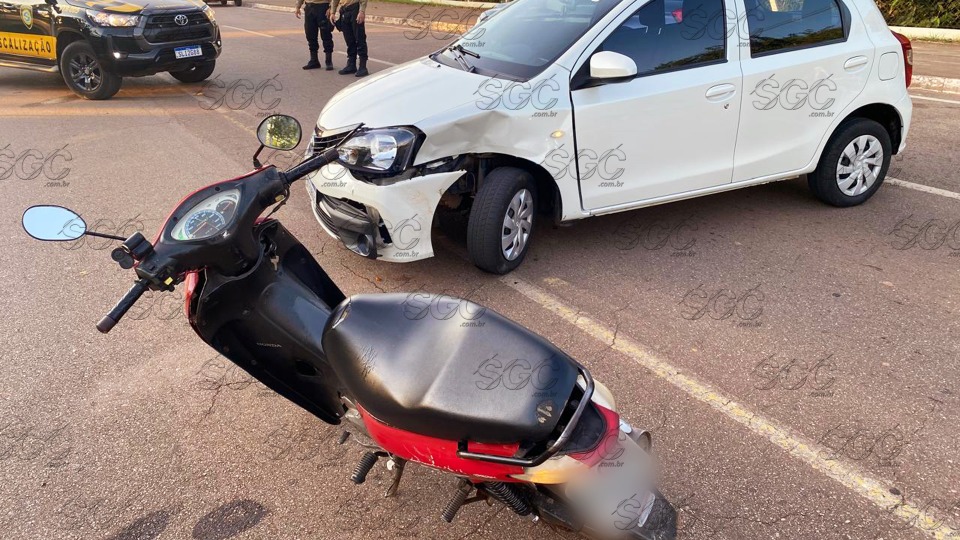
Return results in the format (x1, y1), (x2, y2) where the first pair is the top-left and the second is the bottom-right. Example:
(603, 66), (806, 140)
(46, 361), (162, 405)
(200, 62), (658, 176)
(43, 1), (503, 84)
(337, 128), (419, 175)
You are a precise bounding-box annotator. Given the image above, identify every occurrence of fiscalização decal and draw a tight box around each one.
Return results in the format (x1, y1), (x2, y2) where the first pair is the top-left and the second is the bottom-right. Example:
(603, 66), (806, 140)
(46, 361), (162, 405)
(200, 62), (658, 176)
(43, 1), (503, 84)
(0, 33), (57, 60)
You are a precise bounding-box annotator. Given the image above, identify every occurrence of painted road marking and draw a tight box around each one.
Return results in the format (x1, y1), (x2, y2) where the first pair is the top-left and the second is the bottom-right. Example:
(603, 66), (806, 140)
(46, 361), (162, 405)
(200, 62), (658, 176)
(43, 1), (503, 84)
(910, 94), (960, 105)
(500, 275), (956, 539)
(221, 24), (276, 38)
(887, 177), (960, 201)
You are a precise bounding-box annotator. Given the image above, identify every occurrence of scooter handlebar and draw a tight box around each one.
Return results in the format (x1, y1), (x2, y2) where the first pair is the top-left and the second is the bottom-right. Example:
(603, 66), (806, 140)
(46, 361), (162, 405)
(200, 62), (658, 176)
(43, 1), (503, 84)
(283, 147), (340, 185)
(97, 278), (150, 334)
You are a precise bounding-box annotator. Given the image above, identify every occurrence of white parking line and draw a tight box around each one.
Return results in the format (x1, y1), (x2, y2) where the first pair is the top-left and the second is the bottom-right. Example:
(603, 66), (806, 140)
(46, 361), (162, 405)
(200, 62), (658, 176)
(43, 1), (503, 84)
(910, 94), (960, 105)
(222, 24), (276, 38)
(887, 177), (960, 201)
(500, 275), (954, 539)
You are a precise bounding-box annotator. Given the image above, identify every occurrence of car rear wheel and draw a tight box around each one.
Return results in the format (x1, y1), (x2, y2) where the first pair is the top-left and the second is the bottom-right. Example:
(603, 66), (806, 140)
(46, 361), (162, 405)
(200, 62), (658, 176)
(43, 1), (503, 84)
(59, 41), (122, 100)
(808, 118), (892, 207)
(467, 167), (536, 274)
(169, 60), (216, 83)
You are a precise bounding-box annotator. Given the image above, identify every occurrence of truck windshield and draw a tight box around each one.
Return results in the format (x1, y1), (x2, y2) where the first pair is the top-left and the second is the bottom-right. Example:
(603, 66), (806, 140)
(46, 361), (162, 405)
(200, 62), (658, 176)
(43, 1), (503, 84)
(435, 0), (623, 80)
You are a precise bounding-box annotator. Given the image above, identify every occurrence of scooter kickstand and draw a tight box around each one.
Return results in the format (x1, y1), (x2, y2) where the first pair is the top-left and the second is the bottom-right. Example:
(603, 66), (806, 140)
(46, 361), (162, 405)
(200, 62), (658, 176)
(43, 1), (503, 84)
(384, 457), (406, 498)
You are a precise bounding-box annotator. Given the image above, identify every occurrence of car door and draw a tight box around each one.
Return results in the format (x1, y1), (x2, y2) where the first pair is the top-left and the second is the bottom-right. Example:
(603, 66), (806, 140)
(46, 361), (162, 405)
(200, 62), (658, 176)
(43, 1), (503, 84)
(0, 0), (56, 66)
(732, 0), (873, 182)
(571, 0), (743, 212)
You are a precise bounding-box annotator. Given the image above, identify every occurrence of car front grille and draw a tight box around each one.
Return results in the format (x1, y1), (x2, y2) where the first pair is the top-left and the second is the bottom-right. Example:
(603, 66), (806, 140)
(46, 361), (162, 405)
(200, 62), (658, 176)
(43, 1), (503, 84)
(309, 126), (358, 155)
(143, 11), (213, 44)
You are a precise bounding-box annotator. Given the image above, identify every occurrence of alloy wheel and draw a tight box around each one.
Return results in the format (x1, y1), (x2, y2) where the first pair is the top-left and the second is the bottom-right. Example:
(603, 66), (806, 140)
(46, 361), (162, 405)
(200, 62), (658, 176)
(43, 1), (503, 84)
(69, 52), (103, 92)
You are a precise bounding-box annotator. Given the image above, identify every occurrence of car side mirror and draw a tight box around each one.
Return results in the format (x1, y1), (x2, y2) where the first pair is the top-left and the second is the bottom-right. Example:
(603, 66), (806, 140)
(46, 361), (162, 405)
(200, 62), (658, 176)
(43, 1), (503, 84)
(589, 51), (638, 81)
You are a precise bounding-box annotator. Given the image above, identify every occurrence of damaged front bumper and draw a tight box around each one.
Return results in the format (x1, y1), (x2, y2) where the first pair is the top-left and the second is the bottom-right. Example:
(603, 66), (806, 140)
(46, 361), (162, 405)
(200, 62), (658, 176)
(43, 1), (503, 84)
(306, 162), (464, 262)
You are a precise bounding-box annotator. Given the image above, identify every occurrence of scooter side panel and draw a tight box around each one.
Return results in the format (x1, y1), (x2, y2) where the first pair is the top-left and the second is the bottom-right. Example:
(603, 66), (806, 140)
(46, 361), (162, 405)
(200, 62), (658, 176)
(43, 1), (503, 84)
(189, 221), (348, 425)
(358, 405), (526, 481)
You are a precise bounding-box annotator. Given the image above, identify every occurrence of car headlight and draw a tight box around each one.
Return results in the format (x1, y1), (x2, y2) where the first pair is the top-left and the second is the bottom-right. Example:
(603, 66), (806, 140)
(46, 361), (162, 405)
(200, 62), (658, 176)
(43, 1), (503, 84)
(337, 128), (419, 175)
(202, 5), (216, 22)
(86, 10), (140, 27)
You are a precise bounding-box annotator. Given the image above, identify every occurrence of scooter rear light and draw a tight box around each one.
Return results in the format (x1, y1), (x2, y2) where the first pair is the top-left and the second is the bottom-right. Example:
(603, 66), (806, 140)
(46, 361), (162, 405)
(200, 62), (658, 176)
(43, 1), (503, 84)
(672, 8), (682, 22)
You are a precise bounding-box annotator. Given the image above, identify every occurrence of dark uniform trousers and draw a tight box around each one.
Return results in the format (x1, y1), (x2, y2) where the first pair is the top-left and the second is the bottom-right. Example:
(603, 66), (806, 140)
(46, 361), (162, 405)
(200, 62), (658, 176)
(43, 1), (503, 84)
(304, 3), (334, 54)
(339, 3), (367, 61)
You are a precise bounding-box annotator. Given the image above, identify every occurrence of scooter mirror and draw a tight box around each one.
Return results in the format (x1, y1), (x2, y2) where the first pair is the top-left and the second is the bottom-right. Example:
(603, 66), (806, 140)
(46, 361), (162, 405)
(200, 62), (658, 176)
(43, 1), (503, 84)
(21, 205), (86, 241)
(257, 114), (302, 151)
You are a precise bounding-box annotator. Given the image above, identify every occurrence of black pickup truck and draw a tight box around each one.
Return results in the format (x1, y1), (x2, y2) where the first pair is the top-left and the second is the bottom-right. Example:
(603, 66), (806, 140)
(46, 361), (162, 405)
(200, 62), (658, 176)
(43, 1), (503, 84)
(0, 0), (221, 99)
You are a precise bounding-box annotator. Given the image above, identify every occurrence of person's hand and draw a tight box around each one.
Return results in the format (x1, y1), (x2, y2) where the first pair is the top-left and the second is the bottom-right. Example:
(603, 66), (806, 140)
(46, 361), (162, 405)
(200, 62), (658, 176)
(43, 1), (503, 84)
(357, 11), (365, 24)
(328, 10), (336, 23)
(295, 6), (301, 18)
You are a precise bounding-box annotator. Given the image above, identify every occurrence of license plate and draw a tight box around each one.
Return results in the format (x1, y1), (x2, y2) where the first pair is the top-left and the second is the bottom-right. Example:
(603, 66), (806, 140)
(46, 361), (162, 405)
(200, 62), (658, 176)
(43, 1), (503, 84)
(174, 45), (202, 59)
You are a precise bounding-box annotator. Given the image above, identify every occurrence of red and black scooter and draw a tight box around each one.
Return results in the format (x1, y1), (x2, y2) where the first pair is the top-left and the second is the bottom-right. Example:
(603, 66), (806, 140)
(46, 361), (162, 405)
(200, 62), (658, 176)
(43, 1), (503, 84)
(22, 115), (676, 540)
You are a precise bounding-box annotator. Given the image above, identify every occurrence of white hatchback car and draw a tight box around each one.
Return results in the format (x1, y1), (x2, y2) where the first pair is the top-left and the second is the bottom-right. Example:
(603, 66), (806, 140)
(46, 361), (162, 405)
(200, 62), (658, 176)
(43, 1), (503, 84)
(306, 0), (913, 274)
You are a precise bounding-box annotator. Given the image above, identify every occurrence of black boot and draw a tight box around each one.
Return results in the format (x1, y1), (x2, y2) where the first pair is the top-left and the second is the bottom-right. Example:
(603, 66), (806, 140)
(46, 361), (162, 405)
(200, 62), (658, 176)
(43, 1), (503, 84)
(324, 52), (334, 71)
(302, 52), (321, 70)
(355, 58), (368, 77)
(339, 58), (357, 75)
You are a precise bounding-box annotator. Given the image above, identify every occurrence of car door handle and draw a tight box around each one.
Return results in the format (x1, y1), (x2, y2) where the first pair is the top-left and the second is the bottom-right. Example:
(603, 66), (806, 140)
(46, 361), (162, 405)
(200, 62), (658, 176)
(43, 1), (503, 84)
(844, 56), (869, 71)
(705, 84), (737, 101)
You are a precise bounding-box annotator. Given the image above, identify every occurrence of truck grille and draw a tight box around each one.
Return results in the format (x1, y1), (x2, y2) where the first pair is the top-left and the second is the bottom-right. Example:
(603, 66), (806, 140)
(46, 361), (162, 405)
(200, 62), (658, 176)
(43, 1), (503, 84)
(144, 11), (213, 44)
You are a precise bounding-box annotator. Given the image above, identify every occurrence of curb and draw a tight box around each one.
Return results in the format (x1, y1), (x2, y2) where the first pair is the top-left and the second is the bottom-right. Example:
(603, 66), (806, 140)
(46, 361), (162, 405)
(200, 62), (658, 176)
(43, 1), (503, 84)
(891, 25), (960, 43)
(248, 2), (294, 11)
(248, 2), (475, 34)
(912, 75), (960, 95)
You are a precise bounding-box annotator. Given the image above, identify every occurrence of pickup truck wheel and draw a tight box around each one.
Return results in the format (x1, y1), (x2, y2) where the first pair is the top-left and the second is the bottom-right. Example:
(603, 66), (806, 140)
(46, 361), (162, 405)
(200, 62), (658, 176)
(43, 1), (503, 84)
(808, 118), (891, 207)
(59, 41), (121, 100)
(468, 167), (536, 274)
(169, 60), (216, 83)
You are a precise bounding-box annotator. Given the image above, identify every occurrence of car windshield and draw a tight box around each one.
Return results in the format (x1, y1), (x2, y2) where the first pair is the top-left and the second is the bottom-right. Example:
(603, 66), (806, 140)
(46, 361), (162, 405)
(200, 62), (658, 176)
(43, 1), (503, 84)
(434, 0), (624, 80)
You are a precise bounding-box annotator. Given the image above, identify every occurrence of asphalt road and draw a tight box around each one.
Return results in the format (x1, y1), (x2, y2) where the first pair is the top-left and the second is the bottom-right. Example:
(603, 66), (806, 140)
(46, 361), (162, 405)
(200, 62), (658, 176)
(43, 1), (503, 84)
(1, 7), (959, 540)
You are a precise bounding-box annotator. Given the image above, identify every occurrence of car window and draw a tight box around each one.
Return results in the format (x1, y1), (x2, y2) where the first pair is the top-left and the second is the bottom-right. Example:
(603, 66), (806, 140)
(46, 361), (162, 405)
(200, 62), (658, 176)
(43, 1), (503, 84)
(598, 0), (726, 77)
(744, 0), (845, 56)
(435, 0), (623, 80)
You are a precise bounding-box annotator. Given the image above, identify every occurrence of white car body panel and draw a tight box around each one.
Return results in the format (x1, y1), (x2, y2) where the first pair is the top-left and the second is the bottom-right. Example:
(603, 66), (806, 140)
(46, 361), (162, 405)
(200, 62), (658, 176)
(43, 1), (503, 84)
(307, 166), (464, 262)
(732, 0), (873, 182)
(573, 0), (744, 210)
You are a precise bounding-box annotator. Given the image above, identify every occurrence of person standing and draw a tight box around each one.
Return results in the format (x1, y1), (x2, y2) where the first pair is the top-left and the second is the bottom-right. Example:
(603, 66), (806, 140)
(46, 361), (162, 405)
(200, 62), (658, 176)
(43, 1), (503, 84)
(329, 0), (368, 77)
(296, 0), (335, 71)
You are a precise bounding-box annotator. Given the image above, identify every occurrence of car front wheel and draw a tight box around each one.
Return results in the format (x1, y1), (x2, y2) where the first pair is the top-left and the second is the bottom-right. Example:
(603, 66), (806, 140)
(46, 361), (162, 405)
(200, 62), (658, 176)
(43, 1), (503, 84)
(808, 118), (892, 207)
(59, 41), (122, 100)
(169, 60), (216, 83)
(467, 167), (536, 274)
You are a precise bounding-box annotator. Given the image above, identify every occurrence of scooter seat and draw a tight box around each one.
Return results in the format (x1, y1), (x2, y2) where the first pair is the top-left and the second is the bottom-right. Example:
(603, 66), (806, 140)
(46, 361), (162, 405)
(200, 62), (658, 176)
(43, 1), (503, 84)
(322, 293), (581, 444)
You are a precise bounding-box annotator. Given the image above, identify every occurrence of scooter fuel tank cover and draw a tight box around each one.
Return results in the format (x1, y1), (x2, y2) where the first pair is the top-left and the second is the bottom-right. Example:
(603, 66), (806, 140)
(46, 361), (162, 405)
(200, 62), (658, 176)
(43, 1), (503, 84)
(322, 293), (581, 445)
